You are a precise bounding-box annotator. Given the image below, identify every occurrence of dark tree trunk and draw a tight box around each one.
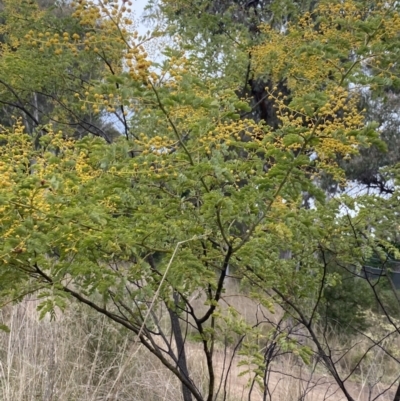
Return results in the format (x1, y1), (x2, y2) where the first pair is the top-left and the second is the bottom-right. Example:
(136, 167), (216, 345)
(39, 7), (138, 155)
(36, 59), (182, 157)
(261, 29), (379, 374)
(169, 292), (194, 401)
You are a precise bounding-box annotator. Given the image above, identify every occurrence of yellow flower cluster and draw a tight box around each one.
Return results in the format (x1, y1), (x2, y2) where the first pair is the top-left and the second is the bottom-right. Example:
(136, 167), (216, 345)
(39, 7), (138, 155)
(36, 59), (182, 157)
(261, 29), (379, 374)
(199, 119), (261, 154)
(0, 121), (31, 183)
(253, 0), (400, 96)
(162, 55), (191, 89)
(16, 0), (139, 75)
(126, 45), (152, 82)
(74, 151), (100, 182)
(261, 84), (366, 182)
(134, 133), (176, 157)
(77, 91), (123, 114)
(71, 0), (134, 27)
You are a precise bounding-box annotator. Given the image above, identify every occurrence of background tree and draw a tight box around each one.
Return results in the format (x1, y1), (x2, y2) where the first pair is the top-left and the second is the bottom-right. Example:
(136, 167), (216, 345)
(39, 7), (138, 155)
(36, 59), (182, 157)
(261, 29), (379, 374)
(147, 0), (400, 192)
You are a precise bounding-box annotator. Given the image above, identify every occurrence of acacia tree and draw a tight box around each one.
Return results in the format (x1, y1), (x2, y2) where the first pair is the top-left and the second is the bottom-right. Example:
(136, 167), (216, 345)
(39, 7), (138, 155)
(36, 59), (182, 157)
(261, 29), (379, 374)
(0, 0), (128, 141)
(1, 1), (400, 401)
(149, 0), (400, 194)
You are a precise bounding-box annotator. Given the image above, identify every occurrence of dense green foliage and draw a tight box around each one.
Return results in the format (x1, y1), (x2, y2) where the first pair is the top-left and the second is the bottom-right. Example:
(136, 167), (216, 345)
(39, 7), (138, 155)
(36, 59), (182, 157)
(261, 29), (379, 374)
(1, 1), (400, 400)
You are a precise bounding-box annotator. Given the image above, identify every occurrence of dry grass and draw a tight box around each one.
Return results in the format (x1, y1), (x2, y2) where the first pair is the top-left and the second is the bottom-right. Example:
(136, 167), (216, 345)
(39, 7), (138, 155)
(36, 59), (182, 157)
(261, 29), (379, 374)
(0, 298), (185, 401)
(0, 291), (399, 401)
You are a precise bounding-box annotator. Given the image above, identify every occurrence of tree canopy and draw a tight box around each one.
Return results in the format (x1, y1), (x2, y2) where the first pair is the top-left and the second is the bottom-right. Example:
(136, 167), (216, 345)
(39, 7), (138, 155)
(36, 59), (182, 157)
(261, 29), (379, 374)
(1, 1), (400, 400)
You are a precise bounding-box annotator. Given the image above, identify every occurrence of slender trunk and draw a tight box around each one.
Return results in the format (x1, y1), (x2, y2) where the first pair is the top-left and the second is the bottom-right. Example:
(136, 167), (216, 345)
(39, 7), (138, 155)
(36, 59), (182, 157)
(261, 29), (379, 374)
(394, 381), (400, 401)
(169, 292), (194, 401)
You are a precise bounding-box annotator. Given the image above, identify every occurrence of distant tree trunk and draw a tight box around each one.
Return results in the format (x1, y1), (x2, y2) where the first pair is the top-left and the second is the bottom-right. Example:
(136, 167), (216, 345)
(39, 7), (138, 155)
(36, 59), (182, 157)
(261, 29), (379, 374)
(168, 292), (193, 401)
